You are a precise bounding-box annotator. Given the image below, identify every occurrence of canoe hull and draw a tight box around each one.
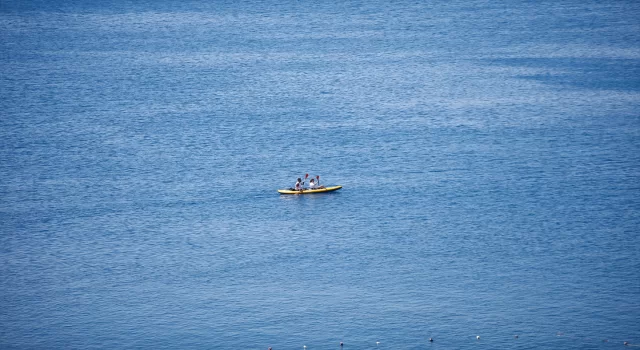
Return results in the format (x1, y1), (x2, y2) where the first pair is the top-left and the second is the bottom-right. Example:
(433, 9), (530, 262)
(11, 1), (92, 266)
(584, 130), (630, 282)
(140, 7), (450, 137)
(278, 185), (342, 194)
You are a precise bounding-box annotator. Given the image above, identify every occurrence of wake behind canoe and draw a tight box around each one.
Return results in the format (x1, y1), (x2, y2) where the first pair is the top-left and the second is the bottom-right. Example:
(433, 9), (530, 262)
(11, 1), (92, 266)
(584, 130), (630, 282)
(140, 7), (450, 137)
(278, 185), (342, 195)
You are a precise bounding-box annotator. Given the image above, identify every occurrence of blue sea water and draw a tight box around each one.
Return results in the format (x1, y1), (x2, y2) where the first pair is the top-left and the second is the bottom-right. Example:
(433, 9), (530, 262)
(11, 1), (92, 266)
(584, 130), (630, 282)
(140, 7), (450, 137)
(1, 0), (640, 349)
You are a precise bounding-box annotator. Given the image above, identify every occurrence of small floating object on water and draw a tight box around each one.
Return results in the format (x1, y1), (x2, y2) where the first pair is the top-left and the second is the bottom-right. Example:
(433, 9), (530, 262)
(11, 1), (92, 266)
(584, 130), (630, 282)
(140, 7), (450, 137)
(476, 336), (480, 340)
(376, 341), (380, 346)
(429, 337), (433, 342)
(514, 335), (519, 339)
(624, 342), (629, 346)
(340, 342), (343, 347)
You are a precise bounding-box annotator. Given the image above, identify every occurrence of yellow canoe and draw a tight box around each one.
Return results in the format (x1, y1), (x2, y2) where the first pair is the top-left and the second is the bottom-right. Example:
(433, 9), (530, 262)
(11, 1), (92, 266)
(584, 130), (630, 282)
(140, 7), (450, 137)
(277, 185), (342, 195)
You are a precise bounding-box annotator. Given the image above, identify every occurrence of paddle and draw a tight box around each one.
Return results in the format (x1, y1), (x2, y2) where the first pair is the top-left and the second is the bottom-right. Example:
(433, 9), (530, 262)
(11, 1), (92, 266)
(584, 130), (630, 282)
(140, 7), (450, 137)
(301, 173), (309, 191)
(316, 175), (320, 188)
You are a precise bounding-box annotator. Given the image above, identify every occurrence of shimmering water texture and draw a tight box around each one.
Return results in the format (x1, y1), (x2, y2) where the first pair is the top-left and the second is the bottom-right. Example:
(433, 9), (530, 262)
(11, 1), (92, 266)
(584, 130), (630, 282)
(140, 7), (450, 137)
(1, 0), (639, 349)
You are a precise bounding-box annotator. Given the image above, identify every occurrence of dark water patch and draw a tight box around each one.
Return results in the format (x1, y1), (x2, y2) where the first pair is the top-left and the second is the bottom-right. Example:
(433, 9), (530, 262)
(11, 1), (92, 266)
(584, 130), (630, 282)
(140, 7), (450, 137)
(488, 57), (640, 91)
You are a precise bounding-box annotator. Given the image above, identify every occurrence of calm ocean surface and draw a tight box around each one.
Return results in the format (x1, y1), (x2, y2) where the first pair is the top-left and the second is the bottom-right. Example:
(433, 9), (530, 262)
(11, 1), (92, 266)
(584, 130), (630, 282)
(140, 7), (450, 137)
(1, 1), (639, 349)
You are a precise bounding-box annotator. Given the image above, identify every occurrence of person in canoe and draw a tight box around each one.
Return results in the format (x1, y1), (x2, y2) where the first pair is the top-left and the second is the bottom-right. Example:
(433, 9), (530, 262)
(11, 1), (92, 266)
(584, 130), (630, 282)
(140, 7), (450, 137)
(308, 178), (325, 190)
(294, 178), (304, 192)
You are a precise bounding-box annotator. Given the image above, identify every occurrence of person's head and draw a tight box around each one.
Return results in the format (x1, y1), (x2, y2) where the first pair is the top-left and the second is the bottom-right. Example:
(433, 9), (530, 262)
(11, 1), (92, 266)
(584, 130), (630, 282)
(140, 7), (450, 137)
(297, 178), (302, 182)
(310, 179), (315, 183)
